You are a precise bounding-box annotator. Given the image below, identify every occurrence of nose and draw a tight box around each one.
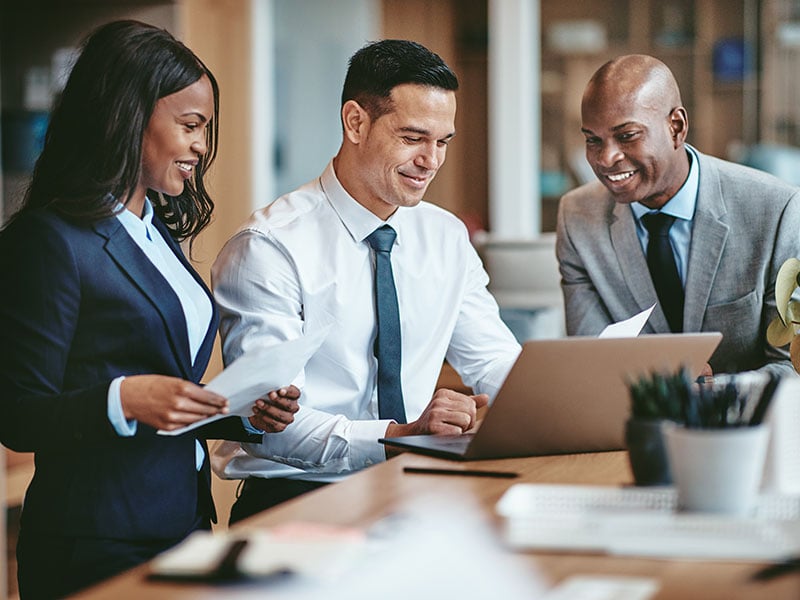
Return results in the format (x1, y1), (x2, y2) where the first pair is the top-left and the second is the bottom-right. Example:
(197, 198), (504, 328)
(191, 132), (208, 157)
(415, 141), (445, 171)
(590, 139), (623, 169)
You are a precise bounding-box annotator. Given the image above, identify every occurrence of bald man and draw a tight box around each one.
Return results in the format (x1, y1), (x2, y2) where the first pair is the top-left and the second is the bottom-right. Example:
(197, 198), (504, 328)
(556, 54), (800, 376)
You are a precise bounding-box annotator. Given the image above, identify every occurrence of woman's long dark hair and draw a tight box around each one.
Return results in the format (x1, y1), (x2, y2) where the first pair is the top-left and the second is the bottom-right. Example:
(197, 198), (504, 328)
(18, 19), (219, 243)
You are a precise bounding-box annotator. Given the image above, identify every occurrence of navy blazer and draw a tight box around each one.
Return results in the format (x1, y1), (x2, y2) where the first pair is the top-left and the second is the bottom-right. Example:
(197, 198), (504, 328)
(0, 207), (260, 541)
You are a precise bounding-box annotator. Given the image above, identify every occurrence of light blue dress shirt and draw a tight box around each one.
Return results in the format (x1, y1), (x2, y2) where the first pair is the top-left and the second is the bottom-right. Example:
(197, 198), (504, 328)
(107, 199), (215, 469)
(630, 145), (700, 285)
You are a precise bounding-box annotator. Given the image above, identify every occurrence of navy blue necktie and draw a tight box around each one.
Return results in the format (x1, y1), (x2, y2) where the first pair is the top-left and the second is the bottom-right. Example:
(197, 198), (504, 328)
(642, 212), (684, 333)
(366, 225), (406, 423)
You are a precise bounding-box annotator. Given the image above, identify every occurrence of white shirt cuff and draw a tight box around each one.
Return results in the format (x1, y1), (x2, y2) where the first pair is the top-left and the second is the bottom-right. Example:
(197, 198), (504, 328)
(108, 376), (137, 436)
(348, 419), (395, 468)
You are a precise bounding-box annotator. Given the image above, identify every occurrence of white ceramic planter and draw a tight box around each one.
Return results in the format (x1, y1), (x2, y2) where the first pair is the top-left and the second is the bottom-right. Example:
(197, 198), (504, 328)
(662, 423), (769, 516)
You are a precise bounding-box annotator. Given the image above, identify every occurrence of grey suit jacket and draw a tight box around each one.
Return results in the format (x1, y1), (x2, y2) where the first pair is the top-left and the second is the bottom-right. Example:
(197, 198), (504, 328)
(556, 149), (800, 376)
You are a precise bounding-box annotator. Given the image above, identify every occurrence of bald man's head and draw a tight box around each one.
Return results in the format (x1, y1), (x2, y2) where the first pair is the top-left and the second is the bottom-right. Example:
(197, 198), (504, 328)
(584, 55), (683, 113)
(580, 55), (690, 209)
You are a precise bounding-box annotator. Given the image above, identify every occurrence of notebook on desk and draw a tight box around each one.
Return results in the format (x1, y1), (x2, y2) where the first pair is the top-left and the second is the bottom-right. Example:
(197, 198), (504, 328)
(379, 332), (722, 461)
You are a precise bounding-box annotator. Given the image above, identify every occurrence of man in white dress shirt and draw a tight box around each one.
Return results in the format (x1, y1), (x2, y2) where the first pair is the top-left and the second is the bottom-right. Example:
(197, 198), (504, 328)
(211, 39), (521, 523)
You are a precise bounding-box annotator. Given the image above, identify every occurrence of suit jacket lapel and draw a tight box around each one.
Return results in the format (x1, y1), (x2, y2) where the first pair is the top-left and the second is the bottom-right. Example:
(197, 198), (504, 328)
(150, 218), (219, 380)
(93, 217), (194, 380)
(610, 201), (671, 331)
(684, 153), (729, 332)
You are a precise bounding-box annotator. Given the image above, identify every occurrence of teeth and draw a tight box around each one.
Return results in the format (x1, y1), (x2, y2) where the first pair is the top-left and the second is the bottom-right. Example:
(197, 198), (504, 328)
(607, 171), (634, 182)
(176, 162), (193, 172)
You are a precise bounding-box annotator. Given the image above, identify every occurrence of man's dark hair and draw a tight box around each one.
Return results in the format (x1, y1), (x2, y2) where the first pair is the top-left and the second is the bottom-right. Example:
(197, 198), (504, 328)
(19, 19), (220, 243)
(341, 39), (458, 120)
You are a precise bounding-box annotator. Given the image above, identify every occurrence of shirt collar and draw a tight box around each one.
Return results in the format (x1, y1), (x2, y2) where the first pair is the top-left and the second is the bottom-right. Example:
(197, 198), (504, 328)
(140, 197), (155, 228)
(631, 145), (699, 222)
(115, 197), (155, 242)
(320, 160), (405, 244)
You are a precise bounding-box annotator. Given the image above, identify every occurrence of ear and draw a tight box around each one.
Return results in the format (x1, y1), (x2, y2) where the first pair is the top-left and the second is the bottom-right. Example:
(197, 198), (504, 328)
(668, 107), (689, 148)
(341, 100), (369, 145)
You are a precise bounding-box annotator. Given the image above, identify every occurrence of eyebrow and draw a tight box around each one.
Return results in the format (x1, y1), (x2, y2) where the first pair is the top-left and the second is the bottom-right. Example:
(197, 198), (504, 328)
(611, 121), (640, 131)
(399, 126), (456, 141)
(581, 121), (641, 135)
(180, 111), (210, 122)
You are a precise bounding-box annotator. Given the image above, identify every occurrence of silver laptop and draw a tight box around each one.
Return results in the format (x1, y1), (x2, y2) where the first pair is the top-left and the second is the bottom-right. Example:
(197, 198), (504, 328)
(379, 332), (722, 461)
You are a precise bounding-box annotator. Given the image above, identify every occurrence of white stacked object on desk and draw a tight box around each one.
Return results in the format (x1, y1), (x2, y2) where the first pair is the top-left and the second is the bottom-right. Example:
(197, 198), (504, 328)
(762, 377), (800, 494)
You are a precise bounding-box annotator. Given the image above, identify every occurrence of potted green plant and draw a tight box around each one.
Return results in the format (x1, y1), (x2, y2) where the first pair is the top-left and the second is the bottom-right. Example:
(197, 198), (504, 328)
(766, 257), (800, 372)
(625, 368), (778, 490)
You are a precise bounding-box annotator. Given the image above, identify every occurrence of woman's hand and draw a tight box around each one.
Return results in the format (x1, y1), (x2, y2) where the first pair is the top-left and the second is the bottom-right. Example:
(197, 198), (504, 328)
(249, 385), (301, 433)
(120, 375), (229, 431)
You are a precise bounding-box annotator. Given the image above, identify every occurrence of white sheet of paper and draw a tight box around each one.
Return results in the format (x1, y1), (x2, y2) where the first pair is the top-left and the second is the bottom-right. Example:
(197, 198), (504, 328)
(149, 524), (367, 581)
(542, 575), (659, 600)
(158, 326), (330, 436)
(598, 304), (655, 338)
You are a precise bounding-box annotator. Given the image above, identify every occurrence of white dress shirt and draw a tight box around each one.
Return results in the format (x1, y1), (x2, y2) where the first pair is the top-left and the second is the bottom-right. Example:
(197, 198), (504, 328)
(211, 161), (521, 482)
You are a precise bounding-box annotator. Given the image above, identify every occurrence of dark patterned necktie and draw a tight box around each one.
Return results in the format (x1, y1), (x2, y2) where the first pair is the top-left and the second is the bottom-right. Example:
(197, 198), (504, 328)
(366, 225), (406, 423)
(642, 212), (684, 333)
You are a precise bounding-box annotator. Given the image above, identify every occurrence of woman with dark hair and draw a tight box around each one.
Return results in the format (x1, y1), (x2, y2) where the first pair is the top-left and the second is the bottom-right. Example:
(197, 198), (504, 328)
(0, 20), (298, 598)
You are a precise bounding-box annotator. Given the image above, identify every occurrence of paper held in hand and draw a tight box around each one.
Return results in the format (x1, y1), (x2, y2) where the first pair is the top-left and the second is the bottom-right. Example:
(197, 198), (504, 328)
(158, 326), (330, 436)
(598, 304), (655, 338)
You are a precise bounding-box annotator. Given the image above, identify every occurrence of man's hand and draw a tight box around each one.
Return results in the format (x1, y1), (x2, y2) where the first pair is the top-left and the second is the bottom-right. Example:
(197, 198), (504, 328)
(383, 389), (488, 457)
(120, 375), (229, 431)
(249, 385), (301, 433)
(385, 388), (489, 438)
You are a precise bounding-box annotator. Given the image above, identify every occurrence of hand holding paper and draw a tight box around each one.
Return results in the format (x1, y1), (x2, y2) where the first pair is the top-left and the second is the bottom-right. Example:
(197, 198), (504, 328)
(159, 327), (330, 436)
(249, 385), (301, 433)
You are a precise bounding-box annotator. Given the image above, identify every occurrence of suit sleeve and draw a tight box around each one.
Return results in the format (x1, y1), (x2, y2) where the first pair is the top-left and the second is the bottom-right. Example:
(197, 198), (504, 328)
(0, 214), (117, 452)
(556, 195), (615, 336)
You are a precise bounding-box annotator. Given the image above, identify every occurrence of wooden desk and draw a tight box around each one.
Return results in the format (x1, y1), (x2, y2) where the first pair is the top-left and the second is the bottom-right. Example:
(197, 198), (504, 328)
(70, 451), (800, 599)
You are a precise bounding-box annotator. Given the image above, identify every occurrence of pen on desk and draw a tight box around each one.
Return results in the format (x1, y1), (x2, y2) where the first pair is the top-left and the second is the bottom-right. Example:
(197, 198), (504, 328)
(752, 556), (800, 581)
(403, 466), (518, 478)
(214, 538), (249, 580)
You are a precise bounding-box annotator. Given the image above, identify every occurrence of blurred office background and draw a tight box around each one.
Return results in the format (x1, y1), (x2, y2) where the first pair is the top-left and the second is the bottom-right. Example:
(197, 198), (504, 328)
(5, 0), (800, 347)
(3, 2), (800, 597)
